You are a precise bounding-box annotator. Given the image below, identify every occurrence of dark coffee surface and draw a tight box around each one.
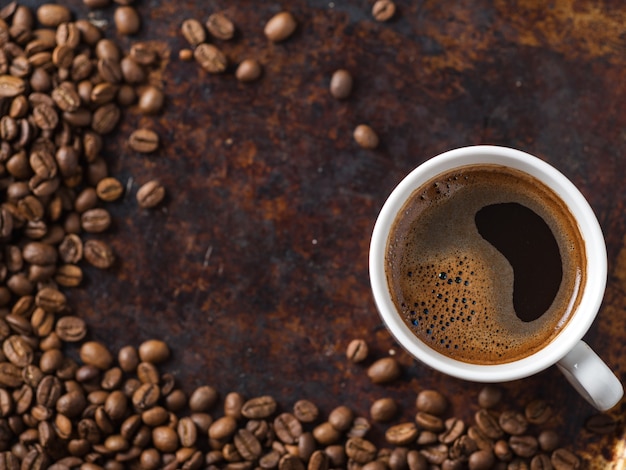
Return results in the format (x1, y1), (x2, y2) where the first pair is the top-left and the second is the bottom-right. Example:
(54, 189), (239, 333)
(12, 0), (626, 466)
(386, 165), (586, 364)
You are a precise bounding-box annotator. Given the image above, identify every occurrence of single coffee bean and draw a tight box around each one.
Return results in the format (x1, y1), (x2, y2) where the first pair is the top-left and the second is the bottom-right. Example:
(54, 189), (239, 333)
(474, 409), (503, 439)
(55, 316), (87, 342)
(81, 208), (112, 233)
(538, 430), (559, 452)
(138, 86), (165, 114)
(92, 103), (121, 134)
(330, 69), (353, 99)
(242, 395), (277, 419)
(328, 405), (353, 432)
(152, 425), (178, 452)
(367, 357), (401, 383)
(206, 12), (235, 40)
(80, 341), (113, 370)
(35, 287), (66, 313)
(55, 264), (83, 287)
(104, 390), (127, 421)
(0, 75), (26, 98)
(312, 421), (341, 445)
(3, 335), (33, 367)
(525, 400), (552, 425)
(22, 242), (57, 265)
(90, 82), (119, 105)
(114, 6), (140, 35)
(353, 124), (379, 149)
(467, 449), (495, 470)
(128, 128), (159, 153)
(194, 43), (227, 74)
(236, 59), (262, 83)
(477, 385), (502, 409)
(345, 437), (377, 464)
(136, 180), (165, 209)
(120, 56), (145, 83)
(346, 338), (368, 363)
(188, 385), (218, 412)
(530, 454), (552, 470)
(551, 448), (580, 469)
(493, 439), (512, 461)
(96, 177), (124, 202)
(416, 389), (448, 415)
(415, 412), (445, 432)
(208, 415), (237, 440)
(234, 428), (263, 461)
(84, 239), (115, 269)
(36, 4), (71, 27)
(56, 389), (87, 418)
(142, 405), (168, 426)
(499, 410), (528, 435)
(439, 417), (465, 444)
(293, 398), (318, 423)
(264, 11), (297, 42)
(132, 383), (160, 410)
(370, 397), (397, 422)
(179, 49), (193, 61)
(372, 0), (396, 21)
(509, 435), (539, 458)
(136, 361), (159, 384)
(274, 412), (302, 444)
(51, 81), (80, 112)
(181, 18), (206, 47)
(385, 422), (418, 446)
(348, 416), (372, 438)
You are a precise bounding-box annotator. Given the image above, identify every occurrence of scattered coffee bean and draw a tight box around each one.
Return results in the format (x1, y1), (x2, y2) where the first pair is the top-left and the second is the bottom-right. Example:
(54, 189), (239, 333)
(96, 177), (124, 202)
(346, 338), (369, 362)
(114, 6), (141, 35)
(264, 11), (297, 42)
(416, 389), (448, 415)
(136, 180), (166, 209)
(477, 385), (502, 409)
(206, 12), (235, 40)
(236, 59), (262, 82)
(194, 43), (228, 74)
(138, 339), (170, 363)
(367, 356), (401, 383)
(293, 399), (319, 423)
(179, 48), (193, 61)
(584, 413), (617, 434)
(372, 0), (396, 22)
(370, 397), (397, 422)
(330, 69), (353, 99)
(138, 85), (165, 114)
(128, 128), (160, 153)
(353, 124), (380, 149)
(181, 18), (206, 47)
(551, 448), (580, 469)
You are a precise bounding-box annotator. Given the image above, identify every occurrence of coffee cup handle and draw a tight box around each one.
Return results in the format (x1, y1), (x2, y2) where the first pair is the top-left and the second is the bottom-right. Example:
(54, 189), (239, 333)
(556, 340), (623, 411)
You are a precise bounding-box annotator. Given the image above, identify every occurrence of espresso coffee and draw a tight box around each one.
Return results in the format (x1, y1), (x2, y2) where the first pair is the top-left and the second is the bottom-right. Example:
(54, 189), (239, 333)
(385, 164), (586, 364)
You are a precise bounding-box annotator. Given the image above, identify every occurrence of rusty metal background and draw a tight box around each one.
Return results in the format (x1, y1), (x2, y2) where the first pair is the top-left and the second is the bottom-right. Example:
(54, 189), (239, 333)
(16, 0), (626, 466)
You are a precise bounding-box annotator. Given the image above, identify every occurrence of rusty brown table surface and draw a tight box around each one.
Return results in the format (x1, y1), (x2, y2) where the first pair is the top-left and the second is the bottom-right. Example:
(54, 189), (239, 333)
(18, 0), (626, 466)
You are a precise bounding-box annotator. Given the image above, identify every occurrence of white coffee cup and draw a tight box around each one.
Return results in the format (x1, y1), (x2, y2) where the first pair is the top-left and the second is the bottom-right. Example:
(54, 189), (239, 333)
(369, 145), (623, 411)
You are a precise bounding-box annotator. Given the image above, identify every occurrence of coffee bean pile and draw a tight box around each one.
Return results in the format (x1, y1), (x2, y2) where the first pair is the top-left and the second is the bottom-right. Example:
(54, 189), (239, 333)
(0, 2), (601, 468)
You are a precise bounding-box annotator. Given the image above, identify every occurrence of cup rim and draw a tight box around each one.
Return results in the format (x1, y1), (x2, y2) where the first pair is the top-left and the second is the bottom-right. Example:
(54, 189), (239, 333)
(369, 145), (607, 382)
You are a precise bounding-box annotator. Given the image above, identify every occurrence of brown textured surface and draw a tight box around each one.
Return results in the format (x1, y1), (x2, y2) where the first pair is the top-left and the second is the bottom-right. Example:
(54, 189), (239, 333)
(18, 0), (626, 466)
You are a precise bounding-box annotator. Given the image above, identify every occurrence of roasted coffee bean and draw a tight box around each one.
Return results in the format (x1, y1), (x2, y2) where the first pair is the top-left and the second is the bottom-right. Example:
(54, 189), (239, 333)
(439, 417), (465, 444)
(522, 400), (552, 426)
(137, 362), (159, 385)
(3, 335), (33, 367)
(385, 422), (418, 446)
(370, 397), (397, 422)
(0, 75), (26, 98)
(51, 82), (80, 112)
(56, 390), (86, 418)
(35, 287), (66, 313)
(130, 42), (157, 66)
(346, 338), (368, 363)
(209, 415), (237, 440)
(136, 179), (165, 209)
(493, 439), (512, 461)
(330, 69), (353, 99)
(415, 412), (445, 433)
(80, 341), (113, 370)
(120, 56), (145, 84)
(55, 264), (82, 287)
(509, 435), (539, 458)
(372, 0), (396, 21)
(234, 428), (262, 461)
(114, 6), (140, 35)
(36, 375), (62, 407)
(165, 388), (186, 411)
(312, 421), (341, 445)
(499, 410), (528, 435)
(242, 395), (277, 419)
(236, 59), (262, 83)
(101, 366), (123, 390)
(138, 86), (164, 114)
(475, 409), (503, 439)
(328, 405), (353, 432)
(139, 339), (170, 364)
(206, 12), (235, 40)
(118, 346), (139, 373)
(194, 43), (227, 74)
(84, 239), (115, 268)
(274, 412), (302, 444)
(419, 444), (448, 465)
(90, 82), (118, 105)
(128, 128), (159, 153)
(416, 390), (448, 415)
(92, 103), (121, 134)
(132, 383), (160, 410)
(22, 242), (57, 265)
(181, 18), (205, 47)
(551, 448), (580, 469)
(152, 425), (178, 452)
(81, 208), (111, 233)
(353, 124), (379, 149)
(37, 4), (71, 27)
(530, 454), (552, 470)
(96, 177), (124, 202)
(75, 187), (99, 213)
(345, 437), (377, 464)
(467, 449), (495, 470)
(367, 357), (401, 383)
(468, 425), (493, 451)
(179, 49), (193, 61)
(293, 398), (318, 423)
(264, 11), (297, 42)
(176, 416), (197, 448)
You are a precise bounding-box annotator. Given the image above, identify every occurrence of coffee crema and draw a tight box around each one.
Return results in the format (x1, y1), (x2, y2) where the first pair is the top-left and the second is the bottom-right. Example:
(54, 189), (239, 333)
(385, 164), (586, 364)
